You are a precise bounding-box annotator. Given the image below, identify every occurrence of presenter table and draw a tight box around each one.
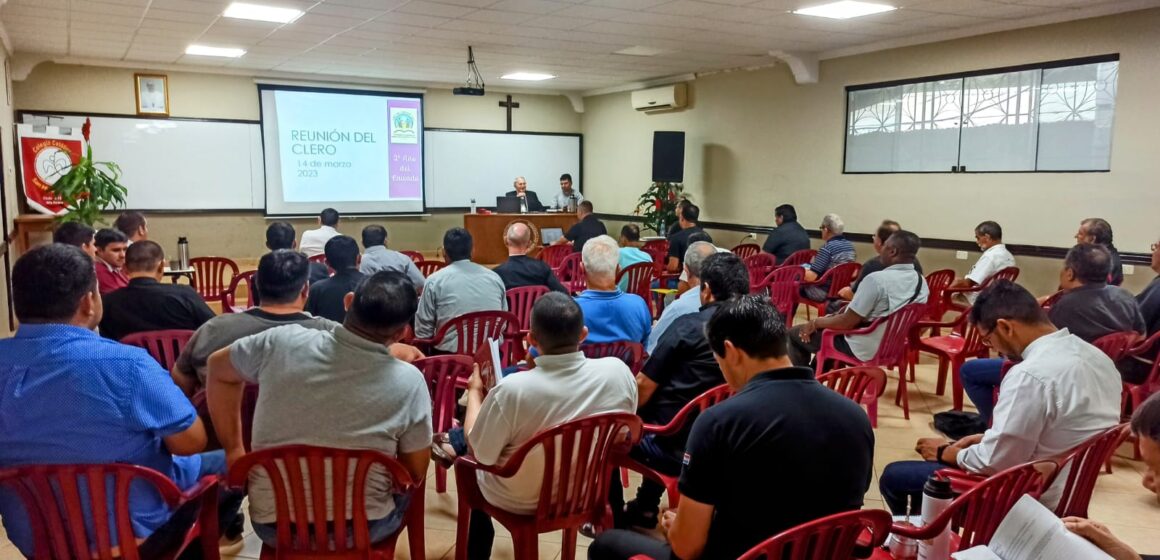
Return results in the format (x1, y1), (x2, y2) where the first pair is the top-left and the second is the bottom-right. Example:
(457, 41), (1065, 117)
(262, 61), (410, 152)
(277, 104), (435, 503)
(464, 212), (578, 265)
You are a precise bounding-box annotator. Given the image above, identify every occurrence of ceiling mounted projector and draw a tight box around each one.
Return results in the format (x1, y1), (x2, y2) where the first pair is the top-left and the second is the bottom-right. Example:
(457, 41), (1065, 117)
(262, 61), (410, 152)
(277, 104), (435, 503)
(453, 46), (486, 96)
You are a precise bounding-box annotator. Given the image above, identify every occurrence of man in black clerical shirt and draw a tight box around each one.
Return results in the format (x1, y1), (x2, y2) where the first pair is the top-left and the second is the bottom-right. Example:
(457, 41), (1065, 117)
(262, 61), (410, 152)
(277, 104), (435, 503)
(493, 222), (568, 293)
(666, 203), (704, 273)
(554, 200), (606, 253)
(504, 176), (545, 212)
(99, 240), (216, 341)
(591, 295), (874, 560)
(609, 252), (747, 531)
(762, 204), (811, 263)
(305, 235), (365, 322)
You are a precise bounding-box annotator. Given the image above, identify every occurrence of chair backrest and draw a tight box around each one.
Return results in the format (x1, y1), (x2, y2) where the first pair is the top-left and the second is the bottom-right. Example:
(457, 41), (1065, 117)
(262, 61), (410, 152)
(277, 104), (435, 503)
(780, 249), (816, 268)
(643, 246), (667, 274)
(745, 253), (778, 288)
(616, 262), (654, 302)
(435, 310), (519, 357)
(506, 286), (550, 331)
(731, 243), (761, 260)
(0, 463), (190, 560)
(816, 367), (886, 404)
(984, 266), (1020, 287)
(399, 250), (423, 263)
(954, 310), (989, 358)
(223, 270), (257, 313)
(866, 302), (928, 368)
(923, 269), (957, 320)
(226, 445), (415, 557)
(307, 254), (327, 266)
(416, 260), (447, 277)
(486, 413), (641, 532)
(538, 244), (571, 269)
(1050, 423), (1131, 518)
(642, 239), (668, 257)
(415, 356), (475, 434)
(193, 384), (260, 452)
(189, 256), (240, 301)
(556, 253), (586, 292)
(933, 461), (1050, 549)
(765, 265), (805, 284)
(769, 281), (798, 323)
(580, 341), (645, 373)
(819, 262), (862, 298)
(1091, 331), (1144, 362)
(737, 509), (893, 560)
(1040, 290), (1064, 310)
(653, 384), (733, 433)
(120, 329), (195, 370)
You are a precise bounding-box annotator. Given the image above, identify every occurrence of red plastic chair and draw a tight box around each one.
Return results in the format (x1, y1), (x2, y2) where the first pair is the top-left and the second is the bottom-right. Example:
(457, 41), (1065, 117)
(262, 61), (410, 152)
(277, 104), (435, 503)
(506, 286), (550, 333)
(752, 263), (802, 295)
(411, 310), (520, 365)
(454, 413), (642, 560)
(399, 250), (423, 263)
(909, 309), (989, 411)
(617, 262), (655, 308)
(555, 252), (587, 294)
(226, 445), (423, 560)
(769, 281), (800, 327)
(642, 239), (668, 257)
(1040, 290), (1064, 311)
(307, 254), (327, 266)
(416, 260), (447, 278)
(416, 356), (475, 494)
(0, 464), (221, 560)
(731, 243), (761, 260)
(1092, 331), (1144, 362)
(745, 253), (777, 289)
(189, 256), (239, 303)
(618, 385), (732, 509)
(797, 262), (861, 319)
(735, 508), (892, 560)
(222, 270), (257, 314)
(922, 269), (957, 322)
(538, 244), (571, 270)
(120, 329), (195, 371)
(778, 249), (816, 268)
(890, 461), (1052, 552)
(580, 341), (646, 374)
(816, 367), (887, 427)
(1121, 331), (1160, 457)
(815, 302), (927, 419)
(192, 385), (260, 452)
(943, 266), (1020, 311)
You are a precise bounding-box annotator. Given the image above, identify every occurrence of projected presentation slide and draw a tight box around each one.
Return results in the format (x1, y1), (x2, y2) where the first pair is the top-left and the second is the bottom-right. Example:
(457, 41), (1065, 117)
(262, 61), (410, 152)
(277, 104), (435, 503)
(260, 86), (424, 215)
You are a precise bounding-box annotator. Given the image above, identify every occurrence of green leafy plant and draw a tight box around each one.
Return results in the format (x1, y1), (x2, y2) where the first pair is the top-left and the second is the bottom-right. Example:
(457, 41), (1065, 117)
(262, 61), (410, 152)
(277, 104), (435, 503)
(634, 181), (687, 234)
(51, 118), (128, 225)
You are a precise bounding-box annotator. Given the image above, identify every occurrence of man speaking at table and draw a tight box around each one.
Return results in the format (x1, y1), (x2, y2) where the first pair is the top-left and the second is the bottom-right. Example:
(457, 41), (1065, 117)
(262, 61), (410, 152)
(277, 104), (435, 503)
(505, 176), (545, 213)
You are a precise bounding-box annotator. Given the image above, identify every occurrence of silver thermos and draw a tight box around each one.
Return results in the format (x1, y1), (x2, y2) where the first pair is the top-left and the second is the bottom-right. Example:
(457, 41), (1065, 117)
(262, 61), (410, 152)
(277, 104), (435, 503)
(177, 237), (190, 270)
(568, 195), (577, 213)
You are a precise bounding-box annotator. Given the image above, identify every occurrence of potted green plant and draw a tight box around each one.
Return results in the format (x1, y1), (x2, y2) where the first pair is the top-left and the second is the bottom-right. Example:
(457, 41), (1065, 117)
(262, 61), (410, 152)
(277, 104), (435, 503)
(634, 181), (687, 235)
(50, 118), (128, 225)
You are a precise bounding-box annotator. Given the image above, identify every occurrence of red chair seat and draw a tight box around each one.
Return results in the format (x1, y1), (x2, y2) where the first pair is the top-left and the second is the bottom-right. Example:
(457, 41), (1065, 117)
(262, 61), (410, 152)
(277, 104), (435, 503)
(919, 335), (966, 355)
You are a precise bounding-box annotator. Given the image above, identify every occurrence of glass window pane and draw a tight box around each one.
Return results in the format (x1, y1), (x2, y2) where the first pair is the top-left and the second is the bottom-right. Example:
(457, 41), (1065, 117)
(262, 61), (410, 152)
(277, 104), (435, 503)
(1036, 60), (1118, 171)
(845, 79), (961, 172)
(846, 86), (901, 172)
(958, 70), (1040, 171)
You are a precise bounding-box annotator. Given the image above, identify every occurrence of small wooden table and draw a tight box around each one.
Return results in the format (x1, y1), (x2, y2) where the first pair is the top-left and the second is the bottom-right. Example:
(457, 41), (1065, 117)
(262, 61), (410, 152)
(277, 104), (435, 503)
(13, 214), (56, 256)
(163, 267), (196, 284)
(464, 212), (579, 265)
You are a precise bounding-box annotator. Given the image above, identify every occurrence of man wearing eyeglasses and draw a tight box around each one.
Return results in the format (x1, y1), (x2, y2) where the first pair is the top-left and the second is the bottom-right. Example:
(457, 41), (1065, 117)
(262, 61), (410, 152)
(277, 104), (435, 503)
(879, 280), (1120, 515)
(1138, 239), (1160, 338)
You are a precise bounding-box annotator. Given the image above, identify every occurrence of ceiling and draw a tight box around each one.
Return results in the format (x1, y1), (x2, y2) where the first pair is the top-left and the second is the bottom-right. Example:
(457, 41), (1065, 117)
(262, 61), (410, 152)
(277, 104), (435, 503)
(2, 0), (1157, 93)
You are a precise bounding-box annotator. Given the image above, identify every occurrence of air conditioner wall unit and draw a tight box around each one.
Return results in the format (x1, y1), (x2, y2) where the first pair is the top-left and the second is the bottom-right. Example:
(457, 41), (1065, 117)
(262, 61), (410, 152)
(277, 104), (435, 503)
(631, 83), (687, 112)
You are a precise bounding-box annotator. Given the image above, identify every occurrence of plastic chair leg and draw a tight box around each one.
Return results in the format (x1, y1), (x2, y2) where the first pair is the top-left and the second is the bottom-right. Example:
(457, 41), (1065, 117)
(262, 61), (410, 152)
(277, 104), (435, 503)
(436, 464), (448, 493)
(512, 526), (540, 560)
(454, 501), (471, 560)
(620, 467), (629, 488)
(561, 528), (578, 560)
(408, 487), (426, 560)
(862, 391), (879, 428)
(895, 369), (910, 419)
(951, 358), (965, 411)
(935, 356), (948, 396)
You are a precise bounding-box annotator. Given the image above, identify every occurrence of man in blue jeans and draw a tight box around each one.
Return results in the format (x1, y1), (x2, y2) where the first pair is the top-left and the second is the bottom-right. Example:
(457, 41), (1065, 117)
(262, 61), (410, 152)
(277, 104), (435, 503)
(0, 244), (243, 557)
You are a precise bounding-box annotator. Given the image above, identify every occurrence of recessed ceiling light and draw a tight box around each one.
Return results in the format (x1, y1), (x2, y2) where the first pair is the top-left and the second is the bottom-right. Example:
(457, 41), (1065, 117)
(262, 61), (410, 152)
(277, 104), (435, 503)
(615, 46), (667, 57)
(500, 72), (556, 81)
(223, 2), (303, 24)
(792, 1), (896, 19)
(185, 45), (247, 58)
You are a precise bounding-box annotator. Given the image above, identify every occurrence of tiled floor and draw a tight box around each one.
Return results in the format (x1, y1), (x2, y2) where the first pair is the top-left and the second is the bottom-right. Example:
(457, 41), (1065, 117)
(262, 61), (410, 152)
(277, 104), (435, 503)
(1, 359), (1158, 559)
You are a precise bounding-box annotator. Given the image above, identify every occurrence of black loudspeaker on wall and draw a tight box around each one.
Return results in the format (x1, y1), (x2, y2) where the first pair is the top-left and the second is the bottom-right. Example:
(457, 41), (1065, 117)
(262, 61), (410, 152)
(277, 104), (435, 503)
(652, 131), (685, 183)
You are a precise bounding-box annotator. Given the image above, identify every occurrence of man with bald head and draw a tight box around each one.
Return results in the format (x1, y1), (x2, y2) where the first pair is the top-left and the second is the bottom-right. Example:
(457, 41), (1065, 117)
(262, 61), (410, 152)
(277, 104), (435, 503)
(505, 176), (545, 212)
(493, 222), (567, 293)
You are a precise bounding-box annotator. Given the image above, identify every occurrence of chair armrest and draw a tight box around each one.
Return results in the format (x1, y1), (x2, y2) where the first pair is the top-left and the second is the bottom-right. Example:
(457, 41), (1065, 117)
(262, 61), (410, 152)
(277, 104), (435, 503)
(942, 285), (980, 296)
(455, 453), (526, 479)
(409, 337), (436, 354)
(179, 474), (221, 505)
(935, 467), (985, 494)
(821, 317), (886, 338)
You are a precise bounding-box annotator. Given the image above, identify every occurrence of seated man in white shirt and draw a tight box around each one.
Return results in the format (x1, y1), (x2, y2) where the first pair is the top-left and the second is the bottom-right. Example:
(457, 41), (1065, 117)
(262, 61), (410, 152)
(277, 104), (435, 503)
(949, 220), (1016, 304)
(879, 280), (1121, 514)
(449, 292), (637, 559)
(299, 208), (341, 257)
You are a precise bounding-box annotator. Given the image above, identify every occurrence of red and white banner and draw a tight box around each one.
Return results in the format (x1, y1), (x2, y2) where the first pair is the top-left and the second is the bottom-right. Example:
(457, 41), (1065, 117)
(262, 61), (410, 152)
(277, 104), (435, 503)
(17, 123), (84, 215)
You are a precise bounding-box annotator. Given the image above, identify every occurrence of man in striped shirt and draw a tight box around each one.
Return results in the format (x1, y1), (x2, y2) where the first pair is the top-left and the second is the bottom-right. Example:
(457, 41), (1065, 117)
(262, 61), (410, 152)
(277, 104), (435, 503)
(799, 213), (856, 304)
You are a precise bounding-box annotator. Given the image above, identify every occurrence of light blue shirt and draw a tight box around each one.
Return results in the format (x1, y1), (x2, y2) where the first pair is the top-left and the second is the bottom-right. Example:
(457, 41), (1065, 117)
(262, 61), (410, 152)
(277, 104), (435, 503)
(617, 247), (653, 292)
(574, 289), (652, 346)
(360, 245), (426, 289)
(647, 284), (702, 354)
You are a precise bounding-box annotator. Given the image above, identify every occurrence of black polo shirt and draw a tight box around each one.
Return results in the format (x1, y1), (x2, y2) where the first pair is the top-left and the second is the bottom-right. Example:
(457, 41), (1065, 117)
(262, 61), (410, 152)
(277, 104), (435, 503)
(1048, 283), (1145, 343)
(493, 255), (568, 293)
(305, 268), (365, 323)
(762, 220), (811, 263)
(640, 302), (724, 431)
(564, 214), (607, 253)
(99, 277), (217, 341)
(678, 366), (874, 560)
(666, 225), (708, 267)
(1139, 276), (1160, 336)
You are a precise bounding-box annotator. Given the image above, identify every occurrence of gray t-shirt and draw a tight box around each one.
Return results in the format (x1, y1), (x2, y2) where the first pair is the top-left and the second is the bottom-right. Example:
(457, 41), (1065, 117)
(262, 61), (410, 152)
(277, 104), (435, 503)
(415, 260), (508, 352)
(229, 324), (432, 524)
(359, 246), (426, 289)
(847, 263), (929, 361)
(175, 309), (336, 385)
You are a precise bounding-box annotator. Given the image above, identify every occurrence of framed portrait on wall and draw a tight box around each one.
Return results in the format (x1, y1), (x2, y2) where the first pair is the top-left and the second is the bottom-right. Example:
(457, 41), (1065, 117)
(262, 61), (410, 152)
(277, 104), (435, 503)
(134, 73), (169, 116)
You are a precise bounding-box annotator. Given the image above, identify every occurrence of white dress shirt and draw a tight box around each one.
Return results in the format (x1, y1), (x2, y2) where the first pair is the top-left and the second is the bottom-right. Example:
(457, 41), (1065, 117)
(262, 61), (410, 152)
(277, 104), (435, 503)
(965, 244), (1016, 303)
(956, 329), (1121, 505)
(299, 225), (340, 258)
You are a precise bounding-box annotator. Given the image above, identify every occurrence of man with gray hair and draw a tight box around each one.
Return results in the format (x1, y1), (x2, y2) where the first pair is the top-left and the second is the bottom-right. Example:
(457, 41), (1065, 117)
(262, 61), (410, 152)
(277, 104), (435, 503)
(493, 222), (567, 293)
(504, 176), (544, 212)
(800, 213), (856, 304)
(647, 241), (717, 353)
(574, 235), (651, 346)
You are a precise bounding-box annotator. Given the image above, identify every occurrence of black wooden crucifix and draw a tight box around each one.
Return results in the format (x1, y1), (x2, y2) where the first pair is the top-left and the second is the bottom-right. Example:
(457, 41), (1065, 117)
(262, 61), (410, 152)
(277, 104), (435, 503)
(499, 94), (520, 131)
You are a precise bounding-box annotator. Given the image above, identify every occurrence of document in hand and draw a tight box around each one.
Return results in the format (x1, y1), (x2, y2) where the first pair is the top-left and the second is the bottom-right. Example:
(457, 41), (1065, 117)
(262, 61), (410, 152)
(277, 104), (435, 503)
(473, 338), (504, 392)
(951, 495), (1112, 560)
